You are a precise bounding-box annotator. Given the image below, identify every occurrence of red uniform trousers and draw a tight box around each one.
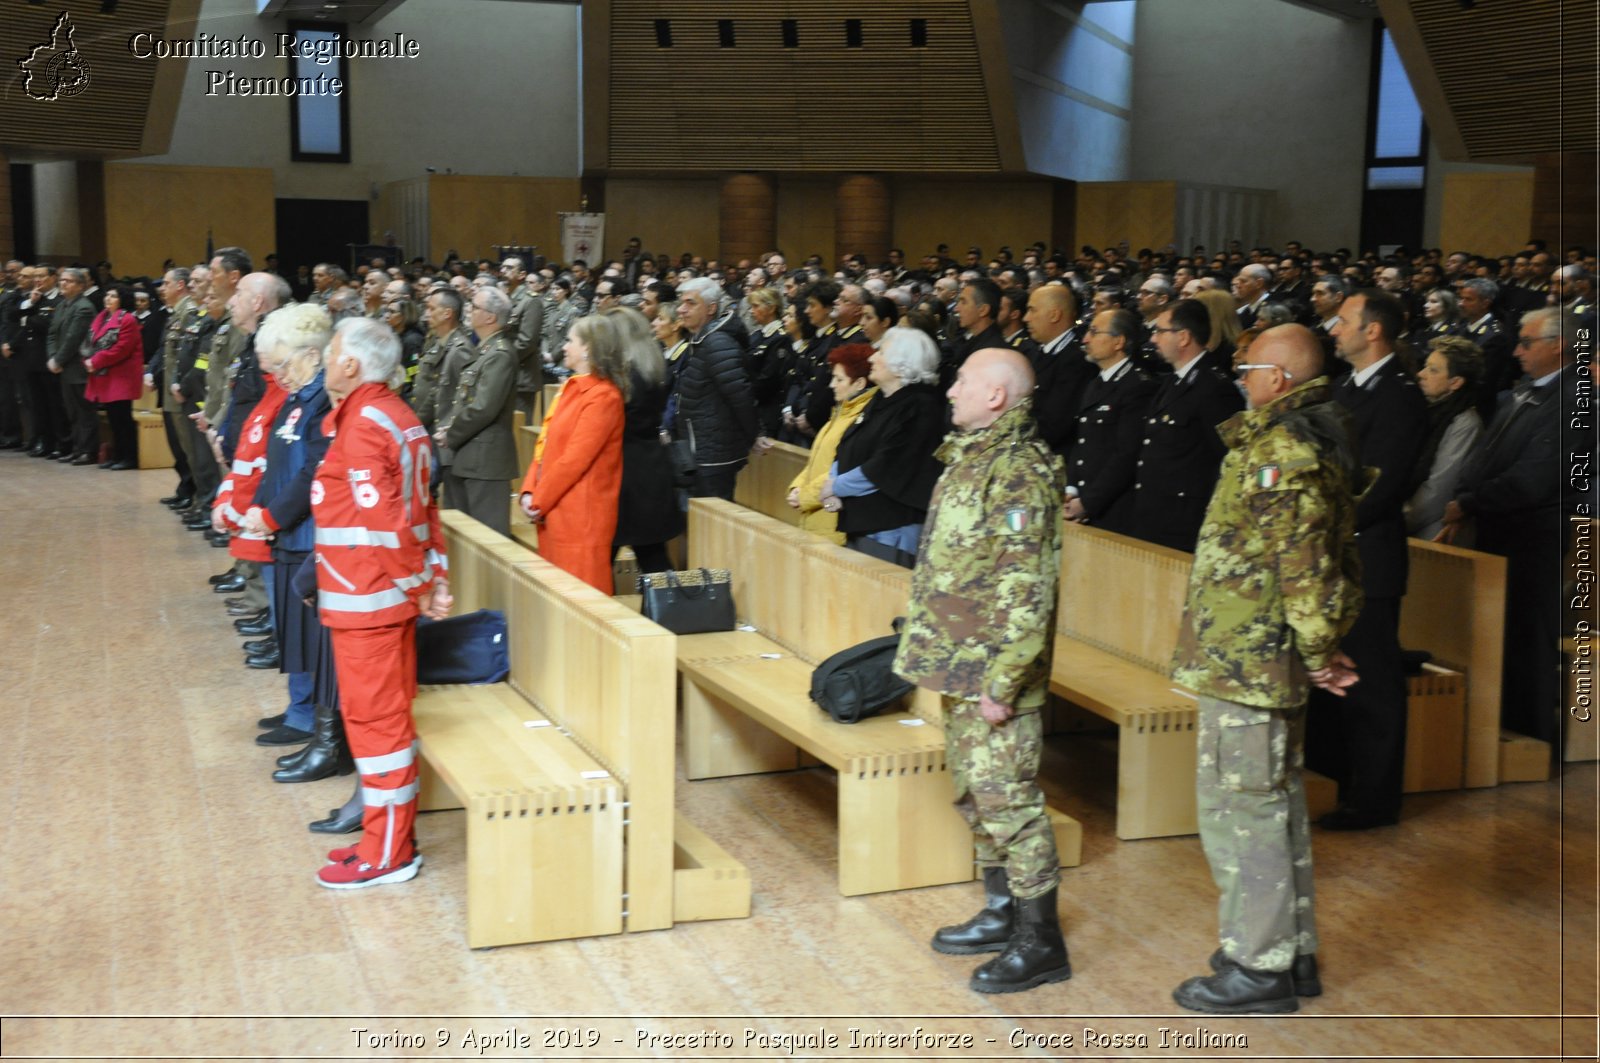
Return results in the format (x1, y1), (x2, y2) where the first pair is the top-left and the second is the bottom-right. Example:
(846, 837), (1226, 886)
(333, 619), (420, 869)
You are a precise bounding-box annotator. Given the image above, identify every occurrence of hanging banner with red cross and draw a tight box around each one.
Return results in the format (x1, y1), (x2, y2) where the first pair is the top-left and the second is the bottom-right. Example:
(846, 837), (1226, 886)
(559, 212), (606, 266)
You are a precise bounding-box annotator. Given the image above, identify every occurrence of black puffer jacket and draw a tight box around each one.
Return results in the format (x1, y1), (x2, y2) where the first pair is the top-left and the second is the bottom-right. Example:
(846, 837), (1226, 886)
(674, 313), (759, 466)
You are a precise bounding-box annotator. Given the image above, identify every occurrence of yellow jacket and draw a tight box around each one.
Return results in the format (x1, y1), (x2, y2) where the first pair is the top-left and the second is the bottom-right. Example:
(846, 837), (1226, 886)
(788, 385), (877, 544)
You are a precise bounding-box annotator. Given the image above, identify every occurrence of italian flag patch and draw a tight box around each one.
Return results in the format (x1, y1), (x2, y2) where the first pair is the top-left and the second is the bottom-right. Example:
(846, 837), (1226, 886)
(1004, 507), (1031, 532)
(1256, 465), (1281, 488)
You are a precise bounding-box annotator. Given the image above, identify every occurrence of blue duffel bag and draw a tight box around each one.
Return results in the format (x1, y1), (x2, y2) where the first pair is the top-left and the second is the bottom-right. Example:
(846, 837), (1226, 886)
(416, 609), (510, 685)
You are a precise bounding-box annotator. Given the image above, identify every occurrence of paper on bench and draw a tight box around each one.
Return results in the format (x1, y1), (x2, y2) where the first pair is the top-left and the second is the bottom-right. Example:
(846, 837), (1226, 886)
(581, 769), (611, 779)
(898, 719), (926, 727)
(759, 653), (783, 659)
(524, 719), (552, 727)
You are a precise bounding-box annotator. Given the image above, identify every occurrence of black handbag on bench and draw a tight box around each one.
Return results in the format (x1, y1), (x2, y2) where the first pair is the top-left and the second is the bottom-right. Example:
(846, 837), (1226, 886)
(809, 620), (914, 724)
(638, 568), (736, 634)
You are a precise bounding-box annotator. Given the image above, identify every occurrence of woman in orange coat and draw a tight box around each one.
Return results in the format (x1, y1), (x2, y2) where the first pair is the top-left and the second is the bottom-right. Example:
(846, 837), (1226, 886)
(519, 314), (627, 593)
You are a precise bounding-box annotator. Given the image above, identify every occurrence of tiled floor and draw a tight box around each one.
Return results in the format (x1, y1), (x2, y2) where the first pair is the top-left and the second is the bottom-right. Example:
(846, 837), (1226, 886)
(1, 451), (1593, 1061)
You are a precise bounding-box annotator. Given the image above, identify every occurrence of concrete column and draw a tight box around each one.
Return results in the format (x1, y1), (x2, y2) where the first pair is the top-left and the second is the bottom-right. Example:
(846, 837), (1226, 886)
(833, 174), (891, 268)
(718, 173), (776, 267)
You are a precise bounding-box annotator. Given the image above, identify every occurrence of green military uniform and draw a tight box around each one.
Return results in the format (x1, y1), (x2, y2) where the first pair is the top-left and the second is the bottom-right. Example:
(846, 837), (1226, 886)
(440, 329), (518, 536)
(506, 285), (546, 419)
(1172, 377), (1365, 973)
(411, 326), (474, 431)
(201, 308), (242, 427)
(895, 401), (1065, 899)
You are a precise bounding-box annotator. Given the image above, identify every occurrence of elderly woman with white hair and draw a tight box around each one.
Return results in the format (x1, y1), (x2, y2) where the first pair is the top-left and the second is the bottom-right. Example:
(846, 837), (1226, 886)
(820, 326), (947, 568)
(299, 317), (451, 887)
(235, 304), (350, 789)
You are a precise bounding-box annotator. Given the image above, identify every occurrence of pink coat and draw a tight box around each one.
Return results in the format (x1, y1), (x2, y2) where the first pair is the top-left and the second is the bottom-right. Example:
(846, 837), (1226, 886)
(83, 309), (145, 404)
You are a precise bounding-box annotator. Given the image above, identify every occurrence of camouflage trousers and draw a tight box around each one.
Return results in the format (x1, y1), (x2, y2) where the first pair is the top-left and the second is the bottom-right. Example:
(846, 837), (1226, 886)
(1196, 695), (1318, 972)
(942, 695), (1058, 899)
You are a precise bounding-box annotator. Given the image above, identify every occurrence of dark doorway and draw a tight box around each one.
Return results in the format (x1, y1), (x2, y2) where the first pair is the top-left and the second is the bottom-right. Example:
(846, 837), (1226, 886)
(1360, 187), (1425, 255)
(274, 198), (369, 282)
(10, 164), (37, 263)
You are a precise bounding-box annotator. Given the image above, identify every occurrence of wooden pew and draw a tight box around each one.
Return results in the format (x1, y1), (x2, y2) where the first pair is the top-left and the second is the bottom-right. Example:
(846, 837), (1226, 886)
(732, 441), (809, 528)
(415, 511), (748, 947)
(682, 498), (1081, 896)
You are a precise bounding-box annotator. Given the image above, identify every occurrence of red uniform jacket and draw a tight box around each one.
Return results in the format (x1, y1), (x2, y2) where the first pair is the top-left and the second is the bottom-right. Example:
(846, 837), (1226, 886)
(519, 373), (624, 594)
(214, 377), (287, 563)
(311, 382), (447, 629)
(83, 309), (145, 404)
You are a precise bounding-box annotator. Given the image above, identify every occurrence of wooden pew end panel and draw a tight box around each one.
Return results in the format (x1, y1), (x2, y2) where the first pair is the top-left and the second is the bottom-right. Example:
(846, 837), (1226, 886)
(1498, 731), (1553, 783)
(672, 813), (752, 923)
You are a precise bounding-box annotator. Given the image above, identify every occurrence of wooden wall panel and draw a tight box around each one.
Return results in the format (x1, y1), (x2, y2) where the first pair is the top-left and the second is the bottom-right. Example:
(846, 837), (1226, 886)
(891, 178), (1054, 263)
(103, 164), (275, 278)
(425, 176), (581, 266)
(375, 177), (430, 269)
(834, 174), (891, 265)
(718, 173), (776, 265)
(1439, 171), (1535, 256)
(774, 177), (835, 266)
(0, 154), (13, 262)
(1531, 152), (1599, 255)
(602, 177), (719, 264)
(1074, 181), (1178, 253)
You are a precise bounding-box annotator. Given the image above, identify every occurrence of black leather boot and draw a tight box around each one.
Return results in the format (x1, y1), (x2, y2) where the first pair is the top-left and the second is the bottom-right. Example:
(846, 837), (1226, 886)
(969, 887), (1071, 994)
(273, 703), (354, 783)
(932, 866), (1014, 954)
(309, 779), (364, 834)
(1173, 964), (1298, 1014)
(1210, 948), (1321, 997)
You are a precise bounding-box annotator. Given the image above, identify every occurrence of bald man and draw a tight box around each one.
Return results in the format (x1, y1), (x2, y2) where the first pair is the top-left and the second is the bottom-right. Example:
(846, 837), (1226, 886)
(1172, 324), (1365, 1014)
(1021, 283), (1095, 455)
(896, 348), (1071, 995)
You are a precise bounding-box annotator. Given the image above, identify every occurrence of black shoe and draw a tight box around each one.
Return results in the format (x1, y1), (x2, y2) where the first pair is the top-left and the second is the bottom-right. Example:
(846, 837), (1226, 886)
(969, 888), (1071, 994)
(242, 638), (277, 655)
(224, 597), (252, 611)
(255, 722), (311, 746)
(204, 529), (227, 543)
(1173, 965), (1297, 1015)
(70, 454), (95, 466)
(161, 494), (189, 506)
(310, 781), (365, 834)
(245, 649), (281, 669)
(932, 866), (1014, 955)
(184, 515), (212, 530)
(208, 570), (237, 586)
(214, 574), (247, 594)
(274, 703), (354, 783)
(277, 744), (310, 769)
(1209, 949), (1321, 997)
(233, 609), (269, 628)
(98, 459), (116, 469)
(0, 436), (22, 449)
(258, 712), (287, 730)
(28, 443), (49, 457)
(1318, 808), (1398, 831)
(106, 461), (134, 471)
(235, 618), (273, 637)
(210, 535), (231, 548)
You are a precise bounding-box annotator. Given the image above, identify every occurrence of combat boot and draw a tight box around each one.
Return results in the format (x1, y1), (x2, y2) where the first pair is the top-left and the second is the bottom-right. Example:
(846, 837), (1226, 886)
(931, 866), (1013, 954)
(968, 887), (1071, 993)
(1210, 948), (1321, 996)
(1173, 964), (1297, 1014)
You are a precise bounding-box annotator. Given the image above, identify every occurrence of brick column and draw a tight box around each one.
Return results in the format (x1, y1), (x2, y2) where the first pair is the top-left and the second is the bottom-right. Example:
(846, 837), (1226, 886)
(718, 173), (776, 267)
(834, 174), (891, 269)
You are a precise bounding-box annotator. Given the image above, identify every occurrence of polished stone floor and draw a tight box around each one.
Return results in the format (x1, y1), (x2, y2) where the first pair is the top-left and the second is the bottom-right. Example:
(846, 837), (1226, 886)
(1, 450), (1594, 1061)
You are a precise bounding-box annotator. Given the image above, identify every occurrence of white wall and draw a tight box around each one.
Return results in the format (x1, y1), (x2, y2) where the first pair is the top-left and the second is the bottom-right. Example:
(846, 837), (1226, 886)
(129, 0), (581, 200)
(1001, 0), (1135, 182)
(1129, 0), (1370, 249)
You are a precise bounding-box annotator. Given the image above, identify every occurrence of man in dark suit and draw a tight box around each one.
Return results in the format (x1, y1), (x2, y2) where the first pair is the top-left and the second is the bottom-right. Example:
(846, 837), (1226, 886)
(998, 289), (1039, 361)
(1438, 307), (1574, 747)
(1232, 264), (1273, 330)
(1308, 275), (1347, 363)
(1062, 308), (1157, 535)
(1271, 256), (1312, 320)
(942, 277), (1006, 382)
(1128, 299), (1244, 552)
(46, 267), (98, 464)
(0, 260), (27, 449)
(1022, 283), (1094, 456)
(1311, 289), (1427, 830)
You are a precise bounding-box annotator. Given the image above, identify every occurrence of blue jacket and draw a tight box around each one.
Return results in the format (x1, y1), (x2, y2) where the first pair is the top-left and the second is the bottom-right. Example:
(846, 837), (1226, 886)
(254, 372), (332, 557)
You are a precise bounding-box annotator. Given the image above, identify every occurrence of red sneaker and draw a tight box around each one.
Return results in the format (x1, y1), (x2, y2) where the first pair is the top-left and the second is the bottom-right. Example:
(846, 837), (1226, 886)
(327, 844), (422, 867)
(316, 853), (421, 889)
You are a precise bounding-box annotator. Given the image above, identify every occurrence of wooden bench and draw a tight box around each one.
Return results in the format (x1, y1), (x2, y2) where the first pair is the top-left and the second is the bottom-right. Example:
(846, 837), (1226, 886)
(415, 511), (748, 947)
(681, 498), (1080, 896)
(732, 440), (809, 528)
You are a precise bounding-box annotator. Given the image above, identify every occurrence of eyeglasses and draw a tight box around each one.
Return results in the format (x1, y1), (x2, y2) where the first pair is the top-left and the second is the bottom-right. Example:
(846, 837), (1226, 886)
(1235, 363), (1293, 379)
(1149, 326), (1182, 335)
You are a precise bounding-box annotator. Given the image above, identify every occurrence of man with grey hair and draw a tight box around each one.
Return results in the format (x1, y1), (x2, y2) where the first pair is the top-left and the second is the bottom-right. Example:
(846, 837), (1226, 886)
(1550, 263), (1595, 324)
(436, 285), (518, 536)
(674, 276), (762, 500)
(1456, 277), (1514, 399)
(1232, 263), (1273, 329)
(47, 267), (97, 463)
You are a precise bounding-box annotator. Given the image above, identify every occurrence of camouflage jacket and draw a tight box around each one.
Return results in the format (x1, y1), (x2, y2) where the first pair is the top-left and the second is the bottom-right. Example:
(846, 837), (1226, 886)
(894, 402), (1065, 709)
(1172, 377), (1365, 710)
